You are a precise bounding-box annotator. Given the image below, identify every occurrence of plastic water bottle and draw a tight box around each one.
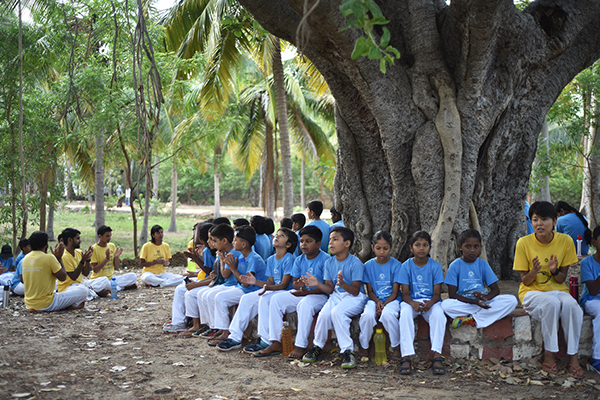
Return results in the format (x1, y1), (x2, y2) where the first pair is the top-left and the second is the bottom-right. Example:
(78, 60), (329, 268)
(281, 321), (293, 357)
(577, 235), (583, 257)
(569, 276), (579, 302)
(110, 277), (118, 300)
(374, 328), (387, 365)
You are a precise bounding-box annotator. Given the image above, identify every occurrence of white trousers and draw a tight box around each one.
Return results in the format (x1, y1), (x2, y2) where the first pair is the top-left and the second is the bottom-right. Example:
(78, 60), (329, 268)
(268, 291), (328, 348)
(213, 287), (245, 330)
(171, 284), (188, 325)
(313, 291), (367, 352)
(0, 272), (15, 286)
(140, 271), (182, 287)
(185, 286), (209, 319)
(38, 285), (89, 312)
(12, 282), (24, 296)
(522, 290), (582, 355)
(114, 273), (138, 290)
(399, 301), (446, 357)
(584, 299), (600, 359)
(441, 295), (518, 328)
(359, 300), (401, 349)
(256, 291), (279, 344)
(229, 291), (272, 343)
(199, 285), (232, 327)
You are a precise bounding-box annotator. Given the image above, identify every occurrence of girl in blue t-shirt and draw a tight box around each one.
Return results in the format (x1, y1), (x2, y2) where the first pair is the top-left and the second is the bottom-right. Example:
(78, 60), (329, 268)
(358, 231), (402, 360)
(398, 231), (446, 375)
(580, 225), (600, 374)
(441, 229), (517, 330)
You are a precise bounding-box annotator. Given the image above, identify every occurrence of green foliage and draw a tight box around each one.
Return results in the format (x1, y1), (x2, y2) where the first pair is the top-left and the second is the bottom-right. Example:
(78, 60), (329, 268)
(339, 0), (400, 73)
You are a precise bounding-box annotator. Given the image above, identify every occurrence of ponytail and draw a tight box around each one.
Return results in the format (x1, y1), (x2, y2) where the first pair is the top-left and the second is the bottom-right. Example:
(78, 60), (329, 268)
(555, 201), (592, 245)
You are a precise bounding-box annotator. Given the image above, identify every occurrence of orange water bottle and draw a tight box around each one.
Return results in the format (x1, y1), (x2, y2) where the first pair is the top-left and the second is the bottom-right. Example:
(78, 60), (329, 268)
(282, 322), (293, 356)
(374, 328), (387, 365)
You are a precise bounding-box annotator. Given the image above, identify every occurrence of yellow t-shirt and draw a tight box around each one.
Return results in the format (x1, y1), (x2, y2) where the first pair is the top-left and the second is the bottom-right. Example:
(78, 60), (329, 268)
(23, 251), (63, 309)
(57, 249), (84, 292)
(140, 242), (171, 274)
(513, 232), (578, 303)
(187, 239), (194, 250)
(90, 243), (116, 279)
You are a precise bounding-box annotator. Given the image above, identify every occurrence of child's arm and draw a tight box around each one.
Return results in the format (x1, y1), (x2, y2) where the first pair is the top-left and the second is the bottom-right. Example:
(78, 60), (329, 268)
(475, 282), (499, 302)
(113, 246), (123, 271)
(587, 274), (600, 296)
(401, 284), (422, 312)
(421, 283), (442, 312)
(302, 272), (334, 294)
(366, 283), (382, 305)
(382, 282), (400, 309)
(337, 270), (361, 296)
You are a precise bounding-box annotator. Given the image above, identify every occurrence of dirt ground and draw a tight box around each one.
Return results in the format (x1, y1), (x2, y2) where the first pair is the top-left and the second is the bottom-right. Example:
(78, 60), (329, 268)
(1, 259), (599, 400)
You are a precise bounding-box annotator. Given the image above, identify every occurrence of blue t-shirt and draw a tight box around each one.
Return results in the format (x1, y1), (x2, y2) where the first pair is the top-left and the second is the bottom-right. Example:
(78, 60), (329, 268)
(291, 250), (330, 291)
(580, 255), (600, 308)
(10, 257), (24, 290)
(556, 213), (589, 255)
(1, 256), (15, 271)
(15, 253), (25, 266)
(363, 257), (402, 302)
(330, 220), (345, 228)
(323, 254), (365, 294)
(220, 249), (243, 286)
(253, 234), (274, 261)
(445, 258), (498, 299)
(203, 247), (216, 271)
(398, 258), (444, 301)
(266, 252), (295, 290)
(234, 251), (267, 294)
(307, 220), (331, 253)
(293, 232), (302, 257)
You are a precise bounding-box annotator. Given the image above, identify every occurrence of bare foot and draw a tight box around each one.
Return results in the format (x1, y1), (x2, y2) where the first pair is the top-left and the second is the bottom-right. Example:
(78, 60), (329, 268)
(259, 341), (283, 355)
(357, 348), (369, 357)
(97, 289), (110, 297)
(67, 301), (85, 310)
(124, 284), (138, 290)
(391, 348), (401, 358)
(288, 346), (306, 359)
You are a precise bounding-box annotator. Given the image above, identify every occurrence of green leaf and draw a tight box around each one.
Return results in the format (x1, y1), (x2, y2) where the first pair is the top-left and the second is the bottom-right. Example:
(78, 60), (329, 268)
(351, 37), (371, 59)
(367, 45), (382, 60)
(380, 59), (387, 73)
(387, 46), (401, 59)
(380, 27), (390, 47)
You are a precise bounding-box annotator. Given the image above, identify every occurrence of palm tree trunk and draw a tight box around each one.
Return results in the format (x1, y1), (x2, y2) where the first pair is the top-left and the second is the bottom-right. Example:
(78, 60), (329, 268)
(301, 158), (305, 208)
(272, 38), (293, 217)
(18, 0), (27, 240)
(213, 147), (222, 218)
(168, 161), (177, 232)
(265, 120), (275, 218)
(94, 130), (106, 228)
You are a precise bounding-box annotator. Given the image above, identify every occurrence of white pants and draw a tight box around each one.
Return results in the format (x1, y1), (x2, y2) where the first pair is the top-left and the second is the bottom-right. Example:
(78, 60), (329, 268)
(38, 285), (89, 312)
(229, 291), (270, 343)
(141, 271), (182, 287)
(185, 286), (209, 319)
(199, 285), (232, 327)
(400, 301), (446, 357)
(12, 283), (24, 296)
(523, 291), (582, 355)
(0, 272), (15, 286)
(171, 284), (188, 325)
(441, 295), (518, 328)
(359, 300), (401, 349)
(214, 287), (245, 330)
(313, 291), (367, 352)
(584, 299), (600, 359)
(114, 273), (138, 290)
(256, 291), (279, 344)
(269, 290), (328, 348)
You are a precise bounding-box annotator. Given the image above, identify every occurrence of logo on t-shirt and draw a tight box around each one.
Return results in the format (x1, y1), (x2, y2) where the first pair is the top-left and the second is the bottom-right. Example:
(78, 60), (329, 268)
(380, 273), (385, 280)
(417, 275), (423, 281)
(468, 271), (475, 277)
(273, 268), (279, 276)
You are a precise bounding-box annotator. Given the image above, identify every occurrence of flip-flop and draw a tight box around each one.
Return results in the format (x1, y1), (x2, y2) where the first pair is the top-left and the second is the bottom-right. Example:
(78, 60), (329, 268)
(179, 330), (198, 337)
(254, 350), (282, 358)
(542, 362), (558, 374)
(208, 337), (226, 347)
(567, 363), (584, 378)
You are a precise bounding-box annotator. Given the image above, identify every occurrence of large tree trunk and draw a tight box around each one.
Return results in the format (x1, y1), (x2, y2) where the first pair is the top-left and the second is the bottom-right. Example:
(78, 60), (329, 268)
(168, 162), (177, 232)
(531, 120), (552, 203)
(94, 130), (106, 229)
(239, 0), (600, 276)
(264, 120), (275, 218)
(18, 0), (27, 241)
(272, 37), (294, 217)
(581, 94), (600, 226)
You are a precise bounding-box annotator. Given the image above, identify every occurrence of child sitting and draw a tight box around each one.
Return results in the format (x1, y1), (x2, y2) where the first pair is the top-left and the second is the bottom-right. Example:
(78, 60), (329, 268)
(10, 239), (30, 296)
(305, 200), (330, 253)
(217, 227), (297, 352)
(442, 229), (517, 329)
(358, 231), (402, 360)
(90, 225), (137, 294)
(0, 244), (16, 285)
(250, 216), (273, 261)
(302, 227), (367, 369)
(140, 225), (182, 287)
(256, 225), (330, 358)
(578, 225), (600, 373)
(398, 231), (446, 375)
(291, 213), (306, 257)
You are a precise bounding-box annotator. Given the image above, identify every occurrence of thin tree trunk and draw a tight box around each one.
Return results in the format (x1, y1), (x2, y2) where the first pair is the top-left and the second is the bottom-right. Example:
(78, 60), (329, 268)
(118, 135), (139, 257)
(94, 130), (106, 228)
(7, 78), (17, 252)
(66, 161), (73, 200)
(581, 95), (600, 226)
(47, 202), (55, 241)
(153, 154), (159, 199)
(265, 120), (275, 218)
(213, 147), (221, 218)
(531, 120), (552, 203)
(168, 162), (177, 232)
(18, 0), (27, 240)
(272, 37), (294, 217)
(140, 171), (151, 245)
(301, 158), (305, 209)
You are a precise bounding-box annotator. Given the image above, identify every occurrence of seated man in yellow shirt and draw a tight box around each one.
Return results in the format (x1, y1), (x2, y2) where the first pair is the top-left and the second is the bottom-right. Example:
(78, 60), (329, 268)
(23, 231), (88, 311)
(90, 225), (137, 294)
(58, 228), (101, 300)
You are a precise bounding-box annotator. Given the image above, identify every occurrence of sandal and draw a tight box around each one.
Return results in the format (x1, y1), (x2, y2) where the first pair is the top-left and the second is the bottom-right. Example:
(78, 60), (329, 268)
(398, 358), (412, 375)
(179, 330), (198, 337)
(432, 357), (446, 375)
(207, 337), (226, 347)
(542, 362), (558, 374)
(567, 363), (584, 378)
(588, 358), (600, 375)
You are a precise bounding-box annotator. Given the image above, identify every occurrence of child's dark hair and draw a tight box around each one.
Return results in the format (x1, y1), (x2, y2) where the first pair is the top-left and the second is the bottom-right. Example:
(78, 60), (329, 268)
(278, 227), (298, 254)
(592, 225), (600, 242)
(307, 200), (324, 217)
(29, 231), (48, 251)
(196, 223), (214, 244)
(331, 226), (354, 248)
(210, 224), (235, 244)
(529, 201), (556, 220)
(150, 225), (163, 244)
(250, 215), (267, 235)
(408, 230), (432, 247)
(554, 200), (592, 244)
(213, 217), (231, 226)
(280, 217), (293, 229)
(264, 217), (275, 235)
(371, 230), (392, 247)
(299, 225), (322, 243)
(235, 225), (257, 247)
(330, 206), (342, 222)
(291, 213), (306, 228)
(61, 228), (81, 244)
(233, 218), (250, 228)
(458, 229), (482, 247)
(97, 225), (112, 237)
(18, 238), (30, 250)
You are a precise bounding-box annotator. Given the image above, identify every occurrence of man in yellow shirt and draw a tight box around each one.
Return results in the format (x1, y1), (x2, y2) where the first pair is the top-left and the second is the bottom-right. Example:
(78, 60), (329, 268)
(90, 225), (137, 294)
(23, 231), (88, 311)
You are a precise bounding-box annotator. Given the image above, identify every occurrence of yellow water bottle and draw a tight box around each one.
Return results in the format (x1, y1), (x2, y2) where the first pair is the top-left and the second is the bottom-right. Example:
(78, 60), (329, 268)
(374, 328), (387, 365)
(282, 322), (293, 357)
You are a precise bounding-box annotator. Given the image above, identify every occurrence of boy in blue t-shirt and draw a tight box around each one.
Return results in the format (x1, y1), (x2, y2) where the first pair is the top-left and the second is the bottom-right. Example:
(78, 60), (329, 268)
(580, 226), (600, 373)
(398, 231), (446, 375)
(305, 200), (330, 253)
(291, 213), (306, 257)
(217, 227), (298, 352)
(10, 239), (30, 296)
(0, 244), (16, 286)
(442, 230), (517, 329)
(256, 226), (330, 358)
(302, 227), (367, 369)
(250, 215), (274, 261)
(208, 226), (267, 346)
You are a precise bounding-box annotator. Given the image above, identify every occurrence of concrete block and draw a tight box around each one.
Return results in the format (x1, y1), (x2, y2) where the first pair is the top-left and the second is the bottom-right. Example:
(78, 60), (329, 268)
(483, 317), (513, 340)
(581, 315), (593, 341)
(531, 318), (543, 347)
(578, 342), (593, 357)
(482, 344), (513, 360)
(450, 324), (477, 342)
(450, 344), (470, 359)
(513, 344), (541, 360)
(513, 315), (532, 342)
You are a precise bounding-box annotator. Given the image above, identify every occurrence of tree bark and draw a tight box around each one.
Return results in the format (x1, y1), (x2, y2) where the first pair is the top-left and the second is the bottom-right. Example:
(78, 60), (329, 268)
(213, 147), (222, 218)
(531, 120), (552, 203)
(239, 0), (600, 275)
(581, 95), (600, 226)
(168, 161), (177, 232)
(94, 130), (106, 228)
(264, 120), (275, 218)
(18, 0), (27, 241)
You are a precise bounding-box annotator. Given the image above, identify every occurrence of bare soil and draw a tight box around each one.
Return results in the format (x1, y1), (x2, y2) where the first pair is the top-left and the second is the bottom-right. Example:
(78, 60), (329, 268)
(1, 261), (599, 400)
